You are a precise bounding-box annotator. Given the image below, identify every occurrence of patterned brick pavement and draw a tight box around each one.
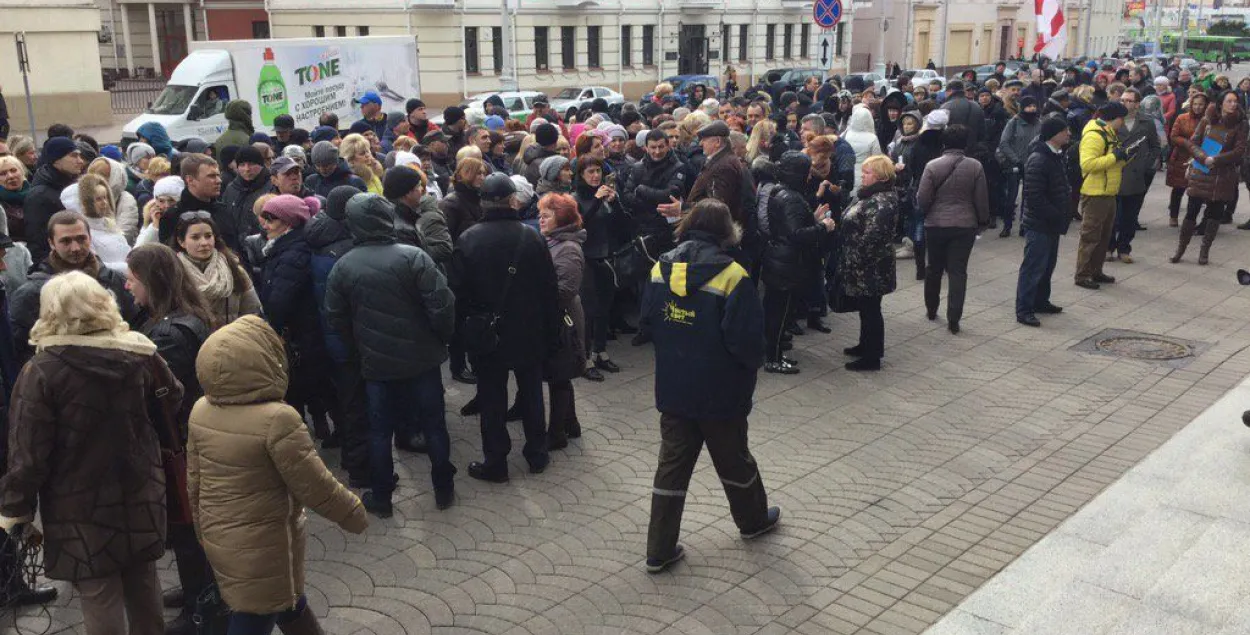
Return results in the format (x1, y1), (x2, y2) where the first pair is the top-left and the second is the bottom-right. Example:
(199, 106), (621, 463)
(14, 177), (1250, 635)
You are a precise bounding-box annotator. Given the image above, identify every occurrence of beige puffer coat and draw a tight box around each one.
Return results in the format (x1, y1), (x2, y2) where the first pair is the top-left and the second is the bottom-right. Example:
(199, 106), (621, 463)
(187, 315), (366, 615)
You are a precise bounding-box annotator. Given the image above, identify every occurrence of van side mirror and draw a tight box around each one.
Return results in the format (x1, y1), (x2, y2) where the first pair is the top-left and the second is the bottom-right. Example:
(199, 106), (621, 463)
(188, 104), (204, 121)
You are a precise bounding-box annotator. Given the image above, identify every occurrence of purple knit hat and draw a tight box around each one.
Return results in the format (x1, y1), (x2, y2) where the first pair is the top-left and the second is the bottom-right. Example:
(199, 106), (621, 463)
(262, 194), (320, 227)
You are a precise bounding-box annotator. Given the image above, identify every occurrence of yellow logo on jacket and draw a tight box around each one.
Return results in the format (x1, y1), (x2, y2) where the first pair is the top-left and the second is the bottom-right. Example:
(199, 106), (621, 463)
(663, 301), (696, 325)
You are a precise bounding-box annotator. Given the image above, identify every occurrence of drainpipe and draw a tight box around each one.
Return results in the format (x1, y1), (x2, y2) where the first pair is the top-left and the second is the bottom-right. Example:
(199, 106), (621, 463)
(200, 0), (210, 40)
(511, 1), (519, 90)
(657, 0), (666, 83)
(902, 0), (913, 69)
(938, 0), (949, 78)
(751, 3), (759, 84)
(458, 0), (468, 99)
(845, 4), (855, 74)
(107, 0), (121, 70)
(404, 0), (411, 36)
(618, 1), (626, 95)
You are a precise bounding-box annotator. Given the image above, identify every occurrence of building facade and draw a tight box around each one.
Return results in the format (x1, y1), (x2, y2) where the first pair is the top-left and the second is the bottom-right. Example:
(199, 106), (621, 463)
(2, 0), (112, 131)
(266, 0), (837, 107)
(97, 0), (268, 78)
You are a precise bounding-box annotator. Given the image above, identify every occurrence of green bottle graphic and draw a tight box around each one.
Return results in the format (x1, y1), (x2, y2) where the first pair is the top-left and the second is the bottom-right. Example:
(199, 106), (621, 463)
(257, 47), (289, 126)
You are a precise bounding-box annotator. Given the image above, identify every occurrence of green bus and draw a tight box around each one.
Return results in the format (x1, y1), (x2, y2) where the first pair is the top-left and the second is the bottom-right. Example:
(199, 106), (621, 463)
(1157, 33), (1238, 63)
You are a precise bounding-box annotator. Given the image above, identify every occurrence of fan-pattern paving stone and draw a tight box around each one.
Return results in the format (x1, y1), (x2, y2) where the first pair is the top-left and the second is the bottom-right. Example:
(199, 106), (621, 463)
(17, 140), (1250, 635)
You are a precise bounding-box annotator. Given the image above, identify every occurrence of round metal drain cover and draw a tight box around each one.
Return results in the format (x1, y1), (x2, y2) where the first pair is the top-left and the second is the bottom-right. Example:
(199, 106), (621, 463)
(1094, 336), (1194, 360)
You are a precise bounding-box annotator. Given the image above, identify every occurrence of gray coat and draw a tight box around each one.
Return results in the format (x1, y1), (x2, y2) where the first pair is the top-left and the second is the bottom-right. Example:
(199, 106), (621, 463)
(1116, 113), (1162, 196)
(546, 224), (586, 364)
(325, 194), (456, 381)
(396, 195), (452, 267)
(917, 150), (991, 229)
(996, 116), (1041, 168)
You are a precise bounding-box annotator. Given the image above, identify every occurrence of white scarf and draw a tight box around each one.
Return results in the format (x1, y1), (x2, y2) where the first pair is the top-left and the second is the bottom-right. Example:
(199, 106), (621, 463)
(178, 250), (235, 301)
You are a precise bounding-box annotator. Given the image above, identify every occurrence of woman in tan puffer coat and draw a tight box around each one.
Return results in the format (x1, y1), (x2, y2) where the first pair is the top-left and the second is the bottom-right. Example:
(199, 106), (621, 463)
(187, 315), (367, 634)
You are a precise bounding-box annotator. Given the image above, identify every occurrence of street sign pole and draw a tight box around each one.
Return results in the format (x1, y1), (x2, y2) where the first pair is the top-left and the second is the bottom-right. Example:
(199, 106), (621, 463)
(812, 0), (844, 73)
(15, 32), (36, 141)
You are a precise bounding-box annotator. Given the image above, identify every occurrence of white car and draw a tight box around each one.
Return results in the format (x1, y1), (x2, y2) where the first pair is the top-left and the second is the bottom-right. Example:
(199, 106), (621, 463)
(903, 69), (947, 90)
(549, 86), (625, 112)
(846, 72), (891, 94)
(432, 90), (547, 125)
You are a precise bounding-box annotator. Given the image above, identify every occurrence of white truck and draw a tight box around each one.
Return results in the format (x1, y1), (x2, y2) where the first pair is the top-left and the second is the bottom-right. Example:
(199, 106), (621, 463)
(121, 36), (421, 146)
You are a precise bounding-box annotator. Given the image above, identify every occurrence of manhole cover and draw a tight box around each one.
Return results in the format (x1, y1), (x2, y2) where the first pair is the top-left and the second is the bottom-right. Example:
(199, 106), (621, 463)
(1094, 335), (1194, 360)
(1071, 329), (1207, 367)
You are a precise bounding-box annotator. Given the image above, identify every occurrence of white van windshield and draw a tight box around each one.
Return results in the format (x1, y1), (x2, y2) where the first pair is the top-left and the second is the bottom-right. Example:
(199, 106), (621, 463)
(148, 85), (198, 115)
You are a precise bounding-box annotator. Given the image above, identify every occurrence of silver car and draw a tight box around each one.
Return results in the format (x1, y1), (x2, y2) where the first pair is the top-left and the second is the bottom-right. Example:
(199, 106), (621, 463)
(549, 86), (625, 113)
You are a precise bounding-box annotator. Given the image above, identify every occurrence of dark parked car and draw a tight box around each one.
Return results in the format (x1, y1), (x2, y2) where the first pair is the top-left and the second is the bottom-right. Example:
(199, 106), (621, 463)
(640, 75), (722, 104)
(762, 67), (828, 91)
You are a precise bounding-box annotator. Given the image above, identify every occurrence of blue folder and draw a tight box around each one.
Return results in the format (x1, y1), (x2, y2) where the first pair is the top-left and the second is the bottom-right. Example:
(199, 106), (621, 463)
(1192, 137), (1223, 174)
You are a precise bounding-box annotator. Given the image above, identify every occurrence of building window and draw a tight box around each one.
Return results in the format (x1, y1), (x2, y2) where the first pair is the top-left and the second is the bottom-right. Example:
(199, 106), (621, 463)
(465, 27), (480, 74)
(535, 27), (549, 71)
(800, 23), (809, 59)
(588, 25), (601, 68)
(335, 25), (347, 37)
(783, 24), (793, 59)
(621, 25), (632, 66)
(643, 25), (655, 66)
(253, 21), (270, 39)
(835, 23), (845, 56)
(562, 26), (576, 69)
(738, 24), (748, 62)
(766, 24), (775, 60)
(492, 26), (503, 73)
(313, 25), (325, 38)
(358, 26), (369, 36)
(722, 24), (731, 64)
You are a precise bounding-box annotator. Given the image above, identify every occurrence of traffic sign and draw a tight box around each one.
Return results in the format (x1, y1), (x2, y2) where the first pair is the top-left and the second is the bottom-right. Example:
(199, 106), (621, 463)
(815, 30), (837, 69)
(814, 0), (842, 29)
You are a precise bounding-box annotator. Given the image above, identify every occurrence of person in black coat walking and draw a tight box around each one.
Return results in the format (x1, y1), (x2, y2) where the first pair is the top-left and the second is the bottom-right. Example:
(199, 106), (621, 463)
(1016, 118), (1072, 326)
(759, 151), (835, 375)
(23, 138), (84, 265)
(450, 174), (561, 483)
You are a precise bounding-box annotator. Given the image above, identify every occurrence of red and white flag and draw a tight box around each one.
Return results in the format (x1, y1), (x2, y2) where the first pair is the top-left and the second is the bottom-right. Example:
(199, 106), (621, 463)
(1034, 0), (1067, 59)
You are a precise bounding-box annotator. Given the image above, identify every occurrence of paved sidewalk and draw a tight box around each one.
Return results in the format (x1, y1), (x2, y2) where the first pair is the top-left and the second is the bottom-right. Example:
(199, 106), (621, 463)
(926, 374), (1250, 635)
(13, 158), (1250, 634)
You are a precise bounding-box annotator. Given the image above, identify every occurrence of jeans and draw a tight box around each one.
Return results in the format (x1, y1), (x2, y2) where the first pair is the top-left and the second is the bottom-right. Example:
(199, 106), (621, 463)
(1111, 192), (1146, 255)
(75, 559), (163, 635)
(856, 295), (885, 360)
(1015, 230), (1060, 318)
(762, 288), (793, 363)
(477, 362), (548, 472)
(1003, 168), (1021, 229)
(647, 413), (769, 560)
(365, 367), (455, 501)
(227, 595), (306, 635)
(924, 226), (977, 324)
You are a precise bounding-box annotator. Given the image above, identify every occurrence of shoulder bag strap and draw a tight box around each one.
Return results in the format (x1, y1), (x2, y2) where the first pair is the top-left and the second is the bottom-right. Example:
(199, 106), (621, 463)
(495, 229), (527, 314)
(933, 157), (966, 197)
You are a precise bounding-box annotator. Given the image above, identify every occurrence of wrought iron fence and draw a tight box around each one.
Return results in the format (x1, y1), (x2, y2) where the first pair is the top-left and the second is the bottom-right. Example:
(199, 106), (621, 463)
(109, 78), (166, 115)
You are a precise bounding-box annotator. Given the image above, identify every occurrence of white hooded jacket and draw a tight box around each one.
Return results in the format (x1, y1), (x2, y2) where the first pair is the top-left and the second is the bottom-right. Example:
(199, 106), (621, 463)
(844, 105), (884, 195)
(98, 157), (141, 245)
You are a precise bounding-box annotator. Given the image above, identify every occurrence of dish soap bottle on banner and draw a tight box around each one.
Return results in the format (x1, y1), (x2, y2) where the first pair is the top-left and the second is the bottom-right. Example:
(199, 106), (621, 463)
(258, 48), (289, 126)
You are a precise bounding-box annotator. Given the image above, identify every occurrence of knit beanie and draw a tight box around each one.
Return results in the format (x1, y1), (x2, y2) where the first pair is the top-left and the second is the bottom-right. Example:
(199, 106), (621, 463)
(1039, 115), (1069, 142)
(262, 194), (320, 227)
(922, 110), (950, 131)
(393, 151), (421, 170)
(529, 118), (549, 133)
(535, 123), (560, 147)
(42, 137), (78, 166)
(235, 145), (265, 167)
(249, 132), (273, 146)
(326, 185), (359, 220)
(311, 141), (339, 167)
(405, 98), (426, 114)
(383, 166), (424, 200)
(510, 174), (535, 205)
(443, 106), (466, 127)
(484, 115), (506, 131)
(282, 145), (307, 163)
(153, 176), (186, 200)
(101, 145), (124, 161)
(539, 155), (569, 183)
(126, 142), (156, 168)
(311, 126), (338, 143)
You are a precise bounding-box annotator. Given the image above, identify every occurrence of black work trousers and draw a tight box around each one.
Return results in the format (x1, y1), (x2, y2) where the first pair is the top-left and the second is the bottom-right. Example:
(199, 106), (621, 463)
(924, 226), (977, 325)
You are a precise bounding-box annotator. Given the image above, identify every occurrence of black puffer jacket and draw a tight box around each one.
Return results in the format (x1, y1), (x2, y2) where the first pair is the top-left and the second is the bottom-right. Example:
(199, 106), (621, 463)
(449, 208), (560, 369)
(621, 151), (687, 235)
(1022, 139), (1073, 235)
(304, 161), (367, 198)
(761, 152), (826, 292)
(219, 175), (269, 250)
(440, 183), (483, 243)
(23, 165), (75, 265)
(325, 195), (455, 381)
(141, 311), (209, 440)
(258, 227), (324, 358)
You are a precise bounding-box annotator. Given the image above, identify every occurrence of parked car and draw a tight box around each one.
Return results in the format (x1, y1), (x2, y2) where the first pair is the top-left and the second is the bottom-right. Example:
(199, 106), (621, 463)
(843, 71), (890, 93)
(549, 86), (625, 112)
(972, 61), (1024, 84)
(904, 69), (947, 90)
(433, 90), (547, 125)
(639, 75), (722, 105)
(762, 67), (829, 91)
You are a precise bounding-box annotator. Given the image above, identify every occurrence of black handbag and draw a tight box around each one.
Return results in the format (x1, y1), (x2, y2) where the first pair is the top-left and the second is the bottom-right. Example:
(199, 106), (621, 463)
(826, 270), (860, 314)
(610, 232), (668, 287)
(192, 583), (231, 635)
(543, 311), (583, 382)
(461, 233), (525, 356)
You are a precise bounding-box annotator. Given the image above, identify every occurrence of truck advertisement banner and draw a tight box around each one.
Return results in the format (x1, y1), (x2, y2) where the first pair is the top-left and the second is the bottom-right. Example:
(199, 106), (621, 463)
(230, 39), (421, 129)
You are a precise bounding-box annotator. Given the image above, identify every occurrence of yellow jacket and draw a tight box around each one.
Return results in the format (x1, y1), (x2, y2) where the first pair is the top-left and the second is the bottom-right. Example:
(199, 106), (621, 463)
(1079, 118), (1125, 196)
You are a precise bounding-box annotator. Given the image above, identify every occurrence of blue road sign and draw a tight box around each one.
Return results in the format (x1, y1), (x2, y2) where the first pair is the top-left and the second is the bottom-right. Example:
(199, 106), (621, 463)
(814, 0), (842, 29)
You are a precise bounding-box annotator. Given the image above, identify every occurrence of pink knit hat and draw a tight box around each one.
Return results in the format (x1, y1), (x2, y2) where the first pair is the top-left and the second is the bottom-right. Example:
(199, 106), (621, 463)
(262, 194), (320, 227)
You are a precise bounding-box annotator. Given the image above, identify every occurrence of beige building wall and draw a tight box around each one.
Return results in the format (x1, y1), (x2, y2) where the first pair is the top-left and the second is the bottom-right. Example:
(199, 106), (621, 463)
(268, 0), (817, 108)
(1, 1), (112, 131)
(97, 0), (205, 76)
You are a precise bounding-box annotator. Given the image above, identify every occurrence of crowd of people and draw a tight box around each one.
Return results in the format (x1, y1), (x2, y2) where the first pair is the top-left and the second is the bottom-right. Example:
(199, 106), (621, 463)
(0, 51), (1243, 632)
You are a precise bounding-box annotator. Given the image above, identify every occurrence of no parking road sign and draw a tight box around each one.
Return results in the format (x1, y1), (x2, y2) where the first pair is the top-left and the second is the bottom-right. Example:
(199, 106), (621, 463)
(814, 0), (843, 29)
